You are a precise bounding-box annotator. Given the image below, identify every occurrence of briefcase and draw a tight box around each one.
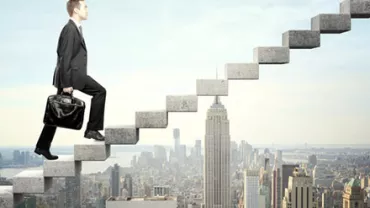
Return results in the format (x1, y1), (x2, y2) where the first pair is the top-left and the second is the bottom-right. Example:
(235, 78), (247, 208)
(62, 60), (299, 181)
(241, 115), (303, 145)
(43, 92), (86, 130)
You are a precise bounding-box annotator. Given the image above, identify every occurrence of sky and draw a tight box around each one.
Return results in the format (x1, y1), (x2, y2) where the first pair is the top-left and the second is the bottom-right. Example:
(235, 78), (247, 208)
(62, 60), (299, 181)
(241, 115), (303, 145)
(1, 0), (370, 147)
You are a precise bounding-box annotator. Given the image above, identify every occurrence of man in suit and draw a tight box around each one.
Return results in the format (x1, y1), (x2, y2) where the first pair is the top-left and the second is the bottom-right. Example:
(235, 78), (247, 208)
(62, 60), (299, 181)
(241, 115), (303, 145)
(35, 0), (106, 160)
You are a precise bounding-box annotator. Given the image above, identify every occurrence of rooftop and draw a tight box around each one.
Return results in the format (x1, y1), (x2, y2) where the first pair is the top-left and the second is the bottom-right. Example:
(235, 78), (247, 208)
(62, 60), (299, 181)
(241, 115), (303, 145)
(346, 178), (361, 187)
(107, 196), (177, 201)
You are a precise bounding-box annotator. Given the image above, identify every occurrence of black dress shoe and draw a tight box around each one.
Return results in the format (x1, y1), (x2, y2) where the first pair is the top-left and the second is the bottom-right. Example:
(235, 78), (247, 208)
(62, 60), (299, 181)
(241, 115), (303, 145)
(34, 148), (58, 160)
(84, 130), (105, 141)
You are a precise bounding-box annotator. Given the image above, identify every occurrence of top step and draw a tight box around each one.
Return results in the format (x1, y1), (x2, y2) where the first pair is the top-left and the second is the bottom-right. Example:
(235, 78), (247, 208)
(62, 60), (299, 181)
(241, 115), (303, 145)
(340, 0), (370, 18)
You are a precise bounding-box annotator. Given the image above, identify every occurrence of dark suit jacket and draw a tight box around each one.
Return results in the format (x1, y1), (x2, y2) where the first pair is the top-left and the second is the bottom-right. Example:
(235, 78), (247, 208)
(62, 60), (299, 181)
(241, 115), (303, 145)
(53, 19), (88, 90)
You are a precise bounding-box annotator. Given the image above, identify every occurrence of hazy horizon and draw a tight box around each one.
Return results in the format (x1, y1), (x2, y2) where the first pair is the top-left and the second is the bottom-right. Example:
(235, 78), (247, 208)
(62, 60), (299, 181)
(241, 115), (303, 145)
(1, 0), (370, 146)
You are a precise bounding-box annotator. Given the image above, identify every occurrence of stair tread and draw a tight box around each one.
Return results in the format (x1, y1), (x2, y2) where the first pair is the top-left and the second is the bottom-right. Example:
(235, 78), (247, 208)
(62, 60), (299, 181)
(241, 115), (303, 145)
(14, 170), (43, 178)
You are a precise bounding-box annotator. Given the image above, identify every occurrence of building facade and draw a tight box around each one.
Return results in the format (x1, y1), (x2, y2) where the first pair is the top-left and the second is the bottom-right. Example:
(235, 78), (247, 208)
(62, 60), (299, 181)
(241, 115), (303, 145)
(203, 96), (231, 208)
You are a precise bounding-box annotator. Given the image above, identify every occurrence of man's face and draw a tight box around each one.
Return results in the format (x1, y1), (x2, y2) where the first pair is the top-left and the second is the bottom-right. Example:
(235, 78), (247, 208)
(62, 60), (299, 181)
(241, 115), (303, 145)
(75, 1), (88, 20)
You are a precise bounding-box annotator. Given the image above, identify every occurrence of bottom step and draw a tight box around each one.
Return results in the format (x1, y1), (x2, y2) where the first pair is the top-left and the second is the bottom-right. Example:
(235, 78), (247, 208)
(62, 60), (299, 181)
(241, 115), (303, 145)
(0, 186), (24, 208)
(13, 170), (53, 194)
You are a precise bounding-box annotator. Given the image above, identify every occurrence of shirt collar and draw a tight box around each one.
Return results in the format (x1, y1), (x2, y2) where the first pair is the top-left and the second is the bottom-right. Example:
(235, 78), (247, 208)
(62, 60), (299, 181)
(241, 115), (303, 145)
(70, 17), (81, 28)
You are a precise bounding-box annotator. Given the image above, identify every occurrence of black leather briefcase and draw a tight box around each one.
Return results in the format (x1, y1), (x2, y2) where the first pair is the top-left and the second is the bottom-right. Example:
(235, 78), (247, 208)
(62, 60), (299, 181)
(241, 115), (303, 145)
(43, 92), (86, 130)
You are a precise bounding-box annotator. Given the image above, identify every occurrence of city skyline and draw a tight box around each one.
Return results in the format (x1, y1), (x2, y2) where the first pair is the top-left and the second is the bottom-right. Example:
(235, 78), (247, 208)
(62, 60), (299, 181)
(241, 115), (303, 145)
(1, 0), (370, 146)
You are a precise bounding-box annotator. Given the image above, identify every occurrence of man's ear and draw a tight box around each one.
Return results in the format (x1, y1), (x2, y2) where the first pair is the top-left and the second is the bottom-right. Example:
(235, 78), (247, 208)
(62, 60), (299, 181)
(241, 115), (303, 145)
(73, 7), (79, 14)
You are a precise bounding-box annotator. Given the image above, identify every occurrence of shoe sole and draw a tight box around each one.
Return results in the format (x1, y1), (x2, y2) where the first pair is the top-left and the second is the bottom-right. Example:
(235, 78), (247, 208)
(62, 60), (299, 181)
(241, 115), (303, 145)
(34, 151), (58, 160)
(84, 135), (105, 141)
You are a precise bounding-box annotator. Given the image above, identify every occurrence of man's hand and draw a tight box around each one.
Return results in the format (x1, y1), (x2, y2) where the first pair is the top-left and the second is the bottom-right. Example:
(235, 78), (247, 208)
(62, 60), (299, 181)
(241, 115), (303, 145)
(63, 87), (73, 94)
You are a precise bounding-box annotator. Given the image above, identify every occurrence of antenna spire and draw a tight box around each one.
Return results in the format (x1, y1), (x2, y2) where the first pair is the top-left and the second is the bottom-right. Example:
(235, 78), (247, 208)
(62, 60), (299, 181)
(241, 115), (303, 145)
(214, 67), (220, 104)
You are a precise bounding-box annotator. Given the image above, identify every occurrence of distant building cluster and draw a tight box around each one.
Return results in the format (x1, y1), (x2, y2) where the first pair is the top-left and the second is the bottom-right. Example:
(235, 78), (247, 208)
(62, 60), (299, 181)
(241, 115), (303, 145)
(2, 96), (370, 208)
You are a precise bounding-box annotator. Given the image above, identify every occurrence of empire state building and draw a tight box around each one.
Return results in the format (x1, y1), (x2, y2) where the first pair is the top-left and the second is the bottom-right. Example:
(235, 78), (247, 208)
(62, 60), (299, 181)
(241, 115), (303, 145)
(203, 96), (231, 208)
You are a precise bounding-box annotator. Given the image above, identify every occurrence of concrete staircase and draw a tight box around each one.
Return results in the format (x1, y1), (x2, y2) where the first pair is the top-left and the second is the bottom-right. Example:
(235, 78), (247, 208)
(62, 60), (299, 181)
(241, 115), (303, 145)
(1, 0), (369, 207)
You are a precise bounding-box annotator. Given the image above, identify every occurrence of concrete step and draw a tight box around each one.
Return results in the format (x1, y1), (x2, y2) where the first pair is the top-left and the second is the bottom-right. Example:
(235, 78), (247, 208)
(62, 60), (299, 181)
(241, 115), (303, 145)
(0, 186), (18, 208)
(135, 110), (168, 128)
(166, 95), (198, 112)
(311, 14), (351, 33)
(196, 79), (228, 96)
(340, 0), (370, 18)
(282, 30), (320, 49)
(105, 125), (139, 144)
(43, 155), (82, 177)
(12, 170), (52, 194)
(225, 63), (259, 80)
(253, 47), (289, 64)
(74, 140), (111, 161)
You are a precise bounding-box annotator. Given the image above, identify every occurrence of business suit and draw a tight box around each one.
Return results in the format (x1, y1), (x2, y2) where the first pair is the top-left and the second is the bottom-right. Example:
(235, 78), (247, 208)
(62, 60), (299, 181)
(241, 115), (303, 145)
(35, 19), (106, 158)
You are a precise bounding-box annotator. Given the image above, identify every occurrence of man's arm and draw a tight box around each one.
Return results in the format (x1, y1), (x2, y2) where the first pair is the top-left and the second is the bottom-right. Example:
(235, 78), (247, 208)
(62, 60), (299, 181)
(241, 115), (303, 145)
(59, 26), (75, 89)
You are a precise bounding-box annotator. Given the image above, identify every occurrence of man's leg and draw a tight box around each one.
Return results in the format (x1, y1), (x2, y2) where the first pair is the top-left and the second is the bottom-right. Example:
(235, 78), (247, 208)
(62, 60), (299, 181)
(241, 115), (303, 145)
(34, 88), (62, 160)
(80, 75), (106, 141)
(35, 125), (57, 150)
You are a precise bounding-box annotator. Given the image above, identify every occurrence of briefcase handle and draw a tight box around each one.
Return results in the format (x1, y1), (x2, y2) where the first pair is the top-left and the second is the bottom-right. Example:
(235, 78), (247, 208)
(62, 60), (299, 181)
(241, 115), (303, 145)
(61, 91), (73, 97)
(60, 91), (76, 104)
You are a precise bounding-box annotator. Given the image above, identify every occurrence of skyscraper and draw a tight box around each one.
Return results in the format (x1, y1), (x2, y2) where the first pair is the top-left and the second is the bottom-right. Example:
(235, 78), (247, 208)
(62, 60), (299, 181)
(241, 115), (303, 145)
(123, 174), (133, 197)
(282, 167), (314, 208)
(282, 164), (299, 198)
(173, 128), (180, 155)
(195, 139), (202, 157)
(111, 164), (120, 197)
(342, 178), (364, 208)
(244, 169), (259, 208)
(272, 163), (282, 208)
(204, 96), (231, 208)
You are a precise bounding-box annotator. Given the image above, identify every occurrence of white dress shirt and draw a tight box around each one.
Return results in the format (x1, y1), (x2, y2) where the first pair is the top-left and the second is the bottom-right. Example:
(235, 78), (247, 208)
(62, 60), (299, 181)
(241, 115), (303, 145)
(70, 17), (83, 35)
(70, 17), (81, 27)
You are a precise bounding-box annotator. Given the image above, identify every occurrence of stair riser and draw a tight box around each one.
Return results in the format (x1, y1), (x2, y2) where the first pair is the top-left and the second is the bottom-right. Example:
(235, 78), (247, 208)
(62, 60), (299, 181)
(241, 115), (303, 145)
(135, 111), (168, 128)
(166, 95), (198, 112)
(105, 127), (139, 144)
(225, 63), (259, 80)
(12, 177), (52, 194)
(340, 0), (370, 18)
(282, 30), (320, 49)
(311, 14), (351, 34)
(253, 47), (290, 64)
(44, 161), (82, 177)
(74, 144), (111, 161)
(196, 80), (228, 96)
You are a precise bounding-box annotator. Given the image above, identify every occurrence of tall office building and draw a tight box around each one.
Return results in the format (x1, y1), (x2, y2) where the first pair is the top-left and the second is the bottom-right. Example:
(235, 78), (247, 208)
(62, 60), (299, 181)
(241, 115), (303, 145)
(123, 174), (133, 197)
(244, 169), (260, 208)
(154, 145), (167, 163)
(203, 96), (231, 208)
(272, 162), (282, 208)
(342, 178), (364, 208)
(282, 167), (313, 208)
(321, 189), (333, 208)
(179, 144), (187, 163)
(195, 139), (202, 157)
(110, 164), (120, 197)
(282, 164), (299, 198)
(173, 128), (180, 154)
(275, 150), (283, 169)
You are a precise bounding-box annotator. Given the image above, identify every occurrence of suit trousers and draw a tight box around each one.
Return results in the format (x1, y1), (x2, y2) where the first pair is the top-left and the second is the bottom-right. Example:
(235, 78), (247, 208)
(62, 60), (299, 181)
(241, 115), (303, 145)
(36, 75), (106, 150)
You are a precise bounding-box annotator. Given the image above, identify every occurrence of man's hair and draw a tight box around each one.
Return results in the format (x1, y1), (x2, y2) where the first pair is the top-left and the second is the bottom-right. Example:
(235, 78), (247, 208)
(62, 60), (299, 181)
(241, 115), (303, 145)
(66, 0), (84, 17)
